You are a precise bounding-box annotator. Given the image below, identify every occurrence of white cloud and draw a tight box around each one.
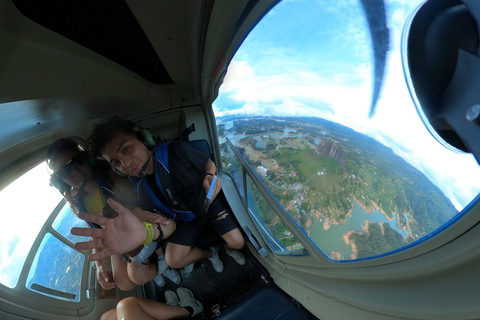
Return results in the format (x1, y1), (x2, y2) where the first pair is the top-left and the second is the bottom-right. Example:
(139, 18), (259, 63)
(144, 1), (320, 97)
(216, 59), (372, 120)
(213, 0), (480, 210)
(0, 164), (62, 287)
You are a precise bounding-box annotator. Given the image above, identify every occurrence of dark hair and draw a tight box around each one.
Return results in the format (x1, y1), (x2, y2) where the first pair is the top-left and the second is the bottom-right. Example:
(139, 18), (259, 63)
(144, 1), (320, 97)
(47, 137), (112, 214)
(88, 116), (137, 159)
(46, 138), (82, 170)
(47, 138), (84, 213)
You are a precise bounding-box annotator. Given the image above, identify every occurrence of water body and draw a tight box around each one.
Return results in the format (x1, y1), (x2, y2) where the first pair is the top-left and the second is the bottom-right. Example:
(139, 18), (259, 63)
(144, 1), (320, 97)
(218, 133), (245, 145)
(309, 202), (408, 259)
(220, 127), (306, 146)
(269, 128), (306, 139)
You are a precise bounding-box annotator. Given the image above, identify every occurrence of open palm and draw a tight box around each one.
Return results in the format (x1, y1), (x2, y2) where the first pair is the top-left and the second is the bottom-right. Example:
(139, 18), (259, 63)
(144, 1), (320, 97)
(71, 198), (147, 261)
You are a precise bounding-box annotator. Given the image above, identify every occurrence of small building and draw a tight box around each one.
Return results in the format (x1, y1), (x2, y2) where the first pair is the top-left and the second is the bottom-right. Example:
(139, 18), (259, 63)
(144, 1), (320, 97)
(256, 165), (268, 177)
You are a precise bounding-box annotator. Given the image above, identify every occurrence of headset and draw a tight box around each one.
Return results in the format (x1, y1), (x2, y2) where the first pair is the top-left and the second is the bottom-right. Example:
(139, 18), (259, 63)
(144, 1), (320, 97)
(109, 120), (157, 177)
(126, 120), (156, 150)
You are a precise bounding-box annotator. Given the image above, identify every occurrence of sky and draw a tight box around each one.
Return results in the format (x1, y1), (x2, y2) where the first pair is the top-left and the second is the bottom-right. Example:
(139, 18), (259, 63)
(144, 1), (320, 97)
(0, 163), (62, 288)
(213, 0), (480, 210)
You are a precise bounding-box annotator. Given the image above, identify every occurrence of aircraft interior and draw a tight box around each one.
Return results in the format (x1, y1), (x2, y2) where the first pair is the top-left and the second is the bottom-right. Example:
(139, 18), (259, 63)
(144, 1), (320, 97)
(1, 0), (480, 319)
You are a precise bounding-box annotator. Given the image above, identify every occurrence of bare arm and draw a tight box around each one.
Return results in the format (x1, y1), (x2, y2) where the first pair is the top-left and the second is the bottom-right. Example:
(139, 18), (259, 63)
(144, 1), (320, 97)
(131, 207), (176, 239)
(131, 206), (172, 226)
(94, 247), (116, 290)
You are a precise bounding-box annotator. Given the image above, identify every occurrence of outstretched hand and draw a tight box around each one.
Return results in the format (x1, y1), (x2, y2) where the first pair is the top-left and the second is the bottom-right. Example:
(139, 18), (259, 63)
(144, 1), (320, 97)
(71, 198), (147, 261)
(96, 264), (115, 290)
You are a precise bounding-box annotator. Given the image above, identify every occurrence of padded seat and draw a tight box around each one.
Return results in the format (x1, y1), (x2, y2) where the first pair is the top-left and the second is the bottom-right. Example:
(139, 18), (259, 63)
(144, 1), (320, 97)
(187, 139), (212, 159)
(217, 284), (316, 320)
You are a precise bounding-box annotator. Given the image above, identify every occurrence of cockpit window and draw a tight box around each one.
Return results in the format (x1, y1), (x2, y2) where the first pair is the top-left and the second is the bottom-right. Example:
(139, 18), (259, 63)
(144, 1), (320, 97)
(214, 1), (480, 261)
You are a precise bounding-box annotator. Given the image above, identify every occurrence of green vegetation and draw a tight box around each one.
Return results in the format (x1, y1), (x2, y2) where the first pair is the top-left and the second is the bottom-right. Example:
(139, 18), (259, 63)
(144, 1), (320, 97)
(350, 223), (404, 259)
(218, 116), (458, 259)
(246, 177), (302, 250)
(266, 140), (277, 150)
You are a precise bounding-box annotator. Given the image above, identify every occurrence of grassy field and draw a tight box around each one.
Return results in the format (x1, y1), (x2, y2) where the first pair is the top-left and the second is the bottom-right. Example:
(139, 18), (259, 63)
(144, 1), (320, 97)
(279, 148), (343, 193)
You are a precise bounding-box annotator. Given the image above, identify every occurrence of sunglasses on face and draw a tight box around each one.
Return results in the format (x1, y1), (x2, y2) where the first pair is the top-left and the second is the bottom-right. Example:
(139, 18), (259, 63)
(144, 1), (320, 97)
(55, 153), (87, 180)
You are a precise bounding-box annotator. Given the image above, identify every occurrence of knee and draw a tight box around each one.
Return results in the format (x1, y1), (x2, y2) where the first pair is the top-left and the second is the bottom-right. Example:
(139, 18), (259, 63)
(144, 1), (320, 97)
(116, 296), (138, 313)
(226, 230), (245, 250)
(228, 237), (245, 250)
(165, 246), (189, 269)
(115, 278), (136, 291)
(165, 254), (184, 269)
(127, 265), (153, 285)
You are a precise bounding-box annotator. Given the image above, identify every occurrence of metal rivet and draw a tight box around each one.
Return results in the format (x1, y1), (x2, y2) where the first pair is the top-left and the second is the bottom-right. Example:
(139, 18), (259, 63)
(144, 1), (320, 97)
(466, 104), (480, 123)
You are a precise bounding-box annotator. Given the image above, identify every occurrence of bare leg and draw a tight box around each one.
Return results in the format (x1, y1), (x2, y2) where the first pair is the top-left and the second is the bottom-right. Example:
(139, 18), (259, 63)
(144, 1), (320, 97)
(160, 219), (176, 239)
(215, 210), (245, 250)
(165, 243), (212, 269)
(127, 261), (158, 285)
(111, 254), (136, 291)
(155, 247), (165, 259)
(116, 296), (189, 320)
(222, 228), (245, 250)
(100, 308), (116, 320)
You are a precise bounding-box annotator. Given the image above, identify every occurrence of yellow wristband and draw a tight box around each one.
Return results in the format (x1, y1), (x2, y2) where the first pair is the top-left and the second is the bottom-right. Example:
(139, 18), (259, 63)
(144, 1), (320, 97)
(143, 222), (155, 245)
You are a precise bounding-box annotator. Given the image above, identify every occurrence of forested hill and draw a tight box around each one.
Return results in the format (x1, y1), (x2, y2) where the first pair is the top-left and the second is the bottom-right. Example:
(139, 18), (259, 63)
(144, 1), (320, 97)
(302, 117), (458, 233)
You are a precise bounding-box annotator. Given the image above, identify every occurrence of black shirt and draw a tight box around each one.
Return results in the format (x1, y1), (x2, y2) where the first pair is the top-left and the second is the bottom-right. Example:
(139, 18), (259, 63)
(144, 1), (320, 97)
(143, 141), (209, 218)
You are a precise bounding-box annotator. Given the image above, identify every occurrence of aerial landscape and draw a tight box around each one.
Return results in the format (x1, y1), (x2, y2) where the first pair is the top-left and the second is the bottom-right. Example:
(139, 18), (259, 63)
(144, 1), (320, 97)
(218, 116), (458, 260)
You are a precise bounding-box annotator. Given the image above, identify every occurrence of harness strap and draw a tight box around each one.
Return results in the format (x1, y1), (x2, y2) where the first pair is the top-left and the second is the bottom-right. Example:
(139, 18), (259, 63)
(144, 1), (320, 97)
(153, 144), (192, 213)
(139, 143), (195, 222)
(139, 179), (177, 220)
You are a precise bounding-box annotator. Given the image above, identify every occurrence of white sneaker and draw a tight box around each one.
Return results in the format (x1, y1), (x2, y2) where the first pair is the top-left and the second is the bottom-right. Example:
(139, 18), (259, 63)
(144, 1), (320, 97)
(157, 255), (168, 274)
(165, 290), (180, 306)
(208, 247), (224, 273)
(163, 267), (181, 284)
(225, 245), (246, 265)
(184, 263), (194, 273)
(177, 287), (204, 316)
(153, 274), (165, 287)
(132, 242), (156, 265)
